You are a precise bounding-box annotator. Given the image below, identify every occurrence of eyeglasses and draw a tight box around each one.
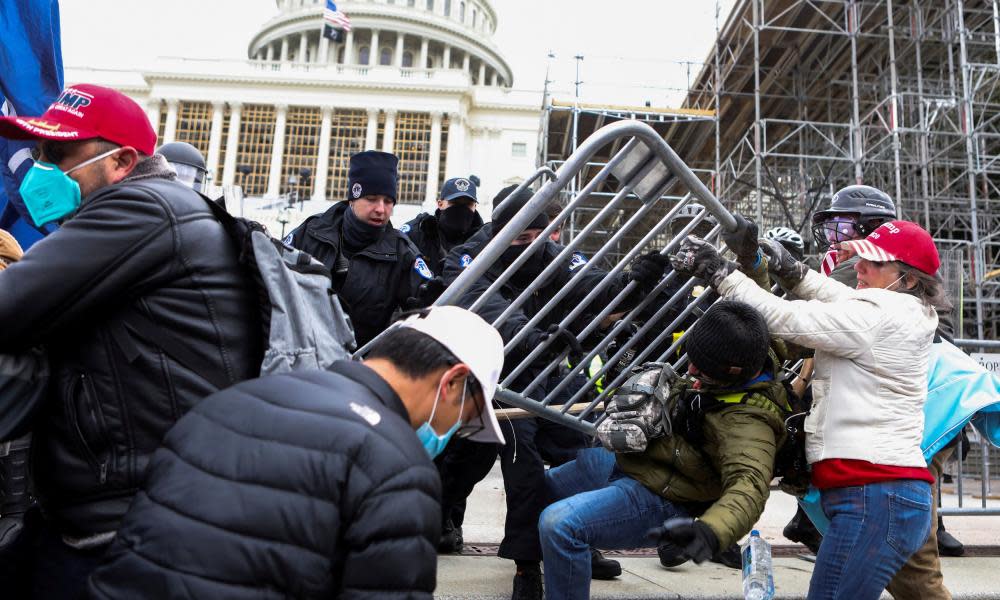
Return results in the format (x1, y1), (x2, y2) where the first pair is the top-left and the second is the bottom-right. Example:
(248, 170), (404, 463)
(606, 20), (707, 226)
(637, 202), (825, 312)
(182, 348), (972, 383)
(454, 374), (488, 440)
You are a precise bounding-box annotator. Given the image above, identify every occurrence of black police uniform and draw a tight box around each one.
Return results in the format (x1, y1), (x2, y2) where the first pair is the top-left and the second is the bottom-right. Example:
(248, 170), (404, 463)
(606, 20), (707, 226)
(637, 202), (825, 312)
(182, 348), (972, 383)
(439, 233), (634, 562)
(402, 209), (484, 273)
(286, 202), (430, 347)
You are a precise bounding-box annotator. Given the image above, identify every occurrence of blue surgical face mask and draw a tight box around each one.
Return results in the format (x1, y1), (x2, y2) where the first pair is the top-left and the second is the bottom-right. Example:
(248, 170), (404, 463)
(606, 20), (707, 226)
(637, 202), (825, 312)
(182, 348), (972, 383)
(19, 148), (119, 226)
(416, 378), (467, 459)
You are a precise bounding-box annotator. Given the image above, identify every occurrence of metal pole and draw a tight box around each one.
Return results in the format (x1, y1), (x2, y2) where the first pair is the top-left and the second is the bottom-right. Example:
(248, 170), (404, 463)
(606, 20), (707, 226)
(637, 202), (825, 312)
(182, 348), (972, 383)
(570, 54), (584, 241)
(886, 0), (904, 217)
(912, 1), (931, 230)
(752, 0), (765, 223)
(714, 0), (723, 204)
(848, 0), (865, 184)
(955, 2), (987, 340)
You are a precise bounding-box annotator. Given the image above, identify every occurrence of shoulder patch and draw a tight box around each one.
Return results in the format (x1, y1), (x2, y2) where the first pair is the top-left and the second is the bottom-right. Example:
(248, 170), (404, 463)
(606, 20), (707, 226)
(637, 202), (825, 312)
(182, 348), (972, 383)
(414, 257), (434, 280)
(460, 254), (473, 268)
(350, 402), (382, 426)
(400, 223), (411, 234)
(569, 252), (588, 271)
(282, 232), (294, 245)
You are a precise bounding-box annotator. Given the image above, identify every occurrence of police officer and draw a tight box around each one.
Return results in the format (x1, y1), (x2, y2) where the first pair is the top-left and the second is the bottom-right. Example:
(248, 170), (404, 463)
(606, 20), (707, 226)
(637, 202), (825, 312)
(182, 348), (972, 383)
(403, 176), (485, 272)
(285, 150), (433, 346)
(441, 184), (670, 600)
(158, 141), (208, 193)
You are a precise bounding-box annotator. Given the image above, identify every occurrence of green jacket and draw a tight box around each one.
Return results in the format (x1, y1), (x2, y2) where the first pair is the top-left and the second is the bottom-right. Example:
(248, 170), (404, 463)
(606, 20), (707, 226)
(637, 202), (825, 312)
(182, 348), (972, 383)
(616, 369), (789, 549)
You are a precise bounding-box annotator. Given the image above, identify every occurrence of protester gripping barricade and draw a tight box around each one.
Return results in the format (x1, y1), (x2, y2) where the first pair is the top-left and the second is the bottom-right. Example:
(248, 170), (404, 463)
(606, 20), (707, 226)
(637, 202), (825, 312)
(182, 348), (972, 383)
(0, 83), (262, 595)
(87, 306), (505, 600)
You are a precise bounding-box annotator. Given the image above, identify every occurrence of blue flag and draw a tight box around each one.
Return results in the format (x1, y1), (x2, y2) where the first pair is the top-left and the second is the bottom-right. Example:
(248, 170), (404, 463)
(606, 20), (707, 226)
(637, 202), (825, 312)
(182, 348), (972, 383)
(0, 0), (64, 249)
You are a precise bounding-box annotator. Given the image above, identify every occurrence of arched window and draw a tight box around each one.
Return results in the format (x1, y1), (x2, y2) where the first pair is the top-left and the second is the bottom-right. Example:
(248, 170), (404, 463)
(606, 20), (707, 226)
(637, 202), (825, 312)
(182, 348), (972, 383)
(426, 0), (433, 10)
(444, 0), (451, 16)
(459, 1), (465, 21)
(379, 47), (392, 66)
(472, 8), (477, 27)
(359, 46), (371, 65)
(402, 51), (414, 68)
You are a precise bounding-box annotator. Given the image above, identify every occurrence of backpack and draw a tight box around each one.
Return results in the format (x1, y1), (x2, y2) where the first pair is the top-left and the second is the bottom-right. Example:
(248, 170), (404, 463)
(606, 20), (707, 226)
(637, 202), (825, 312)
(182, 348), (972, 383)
(121, 195), (356, 389)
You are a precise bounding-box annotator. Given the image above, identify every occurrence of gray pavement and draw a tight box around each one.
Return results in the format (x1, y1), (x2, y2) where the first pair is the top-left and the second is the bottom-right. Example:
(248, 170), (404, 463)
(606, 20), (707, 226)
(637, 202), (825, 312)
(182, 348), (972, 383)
(435, 460), (1000, 599)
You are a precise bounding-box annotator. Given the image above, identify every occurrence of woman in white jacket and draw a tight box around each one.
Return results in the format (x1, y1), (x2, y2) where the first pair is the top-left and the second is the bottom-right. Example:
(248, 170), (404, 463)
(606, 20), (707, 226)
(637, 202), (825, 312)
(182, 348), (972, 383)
(671, 219), (948, 600)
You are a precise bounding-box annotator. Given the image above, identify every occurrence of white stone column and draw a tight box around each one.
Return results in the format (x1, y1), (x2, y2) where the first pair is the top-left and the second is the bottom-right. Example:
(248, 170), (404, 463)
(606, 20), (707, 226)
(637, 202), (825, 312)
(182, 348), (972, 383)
(442, 45), (451, 69)
(206, 101), (225, 182)
(319, 33), (330, 64)
(163, 99), (179, 144)
(280, 37), (290, 62)
(266, 104), (289, 198)
(313, 106), (333, 201)
(370, 29), (380, 65)
(419, 38), (429, 70)
(381, 109), (397, 153)
(395, 33), (405, 67)
(444, 111), (466, 176)
(265, 43), (275, 61)
(424, 111), (443, 208)
(344, 29), (355, 64)
(365, 108), (379, 149)
(491, 71), (499, 86)
(462, 52), (470, 74)
(298, 33), (308, 62)
(222, 102), (243, 186)
(146, 99), (162, 135)
(477, 61), (486, 85)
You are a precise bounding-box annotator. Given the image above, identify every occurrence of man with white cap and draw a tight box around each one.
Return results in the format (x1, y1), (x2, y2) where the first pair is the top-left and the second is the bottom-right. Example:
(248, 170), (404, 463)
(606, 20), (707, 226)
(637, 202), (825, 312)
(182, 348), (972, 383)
(88, 306), (505, 600)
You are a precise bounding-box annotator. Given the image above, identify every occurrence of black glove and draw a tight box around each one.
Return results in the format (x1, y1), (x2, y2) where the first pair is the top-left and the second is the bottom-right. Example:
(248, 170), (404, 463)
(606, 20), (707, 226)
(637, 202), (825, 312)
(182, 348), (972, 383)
(759, 238), (809, 289)
(540, 324), (584, 364)
(722, 212), (761, 269)
(629, 251), (670, 288)
(669, 236), (736, 288)
(404, 277), (447, 309)
(646, 518), (719, 564)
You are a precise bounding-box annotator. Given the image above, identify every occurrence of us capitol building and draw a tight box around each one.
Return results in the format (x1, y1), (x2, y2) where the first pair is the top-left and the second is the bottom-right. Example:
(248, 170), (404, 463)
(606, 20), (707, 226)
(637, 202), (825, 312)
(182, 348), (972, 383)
(67, 0), (542, 222)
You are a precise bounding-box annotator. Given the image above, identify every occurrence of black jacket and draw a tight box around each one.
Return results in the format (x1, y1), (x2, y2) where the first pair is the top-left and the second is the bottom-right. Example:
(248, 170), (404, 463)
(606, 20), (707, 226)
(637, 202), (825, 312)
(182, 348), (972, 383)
(87, 363), (441, 600)
(287, 202), (428, 346)
(402, 210), (484, 273)
(442, 234), (629, 382)
(0, 171), (260, 538)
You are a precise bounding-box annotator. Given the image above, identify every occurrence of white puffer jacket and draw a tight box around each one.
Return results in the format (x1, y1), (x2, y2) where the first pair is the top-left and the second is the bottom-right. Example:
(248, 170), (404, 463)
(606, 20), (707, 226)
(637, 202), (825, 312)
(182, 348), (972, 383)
(717, 269), (938, 467)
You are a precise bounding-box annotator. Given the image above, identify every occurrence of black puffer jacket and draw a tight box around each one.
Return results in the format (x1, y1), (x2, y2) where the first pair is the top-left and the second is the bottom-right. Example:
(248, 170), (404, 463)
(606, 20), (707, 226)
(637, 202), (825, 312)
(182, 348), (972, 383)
(286, 202), (428, 346)
(0, 165), (260, 538)
(87, 363), (441, 600)
(402, 210), (484, 273)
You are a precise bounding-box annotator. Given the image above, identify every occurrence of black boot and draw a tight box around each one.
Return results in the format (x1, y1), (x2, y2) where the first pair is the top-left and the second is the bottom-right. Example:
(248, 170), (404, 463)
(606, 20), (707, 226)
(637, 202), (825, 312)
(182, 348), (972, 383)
(511, 561), (542, 600)
(657, 540), (688, 568)
(783, 506), (822, 554)
(937, 516), (964, 557)
(590, 548), (621, 580)
(0, 435), (31, 549)
(710, 543), (742, 569)
(437, 517), (464, 554)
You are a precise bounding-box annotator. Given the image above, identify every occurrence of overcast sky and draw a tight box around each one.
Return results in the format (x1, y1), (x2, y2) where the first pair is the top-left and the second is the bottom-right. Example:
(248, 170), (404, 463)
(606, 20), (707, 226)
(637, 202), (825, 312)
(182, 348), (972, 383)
(59, 0), (736, 106)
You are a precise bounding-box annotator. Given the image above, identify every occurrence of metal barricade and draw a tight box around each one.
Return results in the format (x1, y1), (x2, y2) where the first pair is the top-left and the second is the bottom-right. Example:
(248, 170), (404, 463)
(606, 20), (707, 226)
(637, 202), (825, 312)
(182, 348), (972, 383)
(434, 120), (736, 434)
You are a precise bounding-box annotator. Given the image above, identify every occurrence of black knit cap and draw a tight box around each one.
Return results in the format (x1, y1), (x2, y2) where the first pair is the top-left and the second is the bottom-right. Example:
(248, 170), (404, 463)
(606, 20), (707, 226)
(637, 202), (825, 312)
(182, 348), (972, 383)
(490, 184), (550, 237)
(347, 150), (399, 203)
(685, 300), (769, 383)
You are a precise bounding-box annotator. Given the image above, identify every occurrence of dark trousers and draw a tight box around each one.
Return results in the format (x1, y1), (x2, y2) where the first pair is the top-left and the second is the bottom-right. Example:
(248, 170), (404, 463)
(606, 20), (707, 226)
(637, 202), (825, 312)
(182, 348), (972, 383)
(437, 438), (501, 528)
(0, 509), (108, 599)
(497, 416), (589, 562)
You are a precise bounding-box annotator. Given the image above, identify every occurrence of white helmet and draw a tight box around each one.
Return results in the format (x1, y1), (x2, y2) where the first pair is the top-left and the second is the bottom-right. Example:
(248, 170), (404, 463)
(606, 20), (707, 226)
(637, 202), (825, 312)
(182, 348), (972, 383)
(764, 226), (805, 257)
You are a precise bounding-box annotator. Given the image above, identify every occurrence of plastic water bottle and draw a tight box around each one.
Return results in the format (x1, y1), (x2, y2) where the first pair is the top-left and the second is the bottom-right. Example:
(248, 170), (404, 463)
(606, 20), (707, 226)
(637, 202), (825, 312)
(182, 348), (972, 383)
(741, 530), (775, 600)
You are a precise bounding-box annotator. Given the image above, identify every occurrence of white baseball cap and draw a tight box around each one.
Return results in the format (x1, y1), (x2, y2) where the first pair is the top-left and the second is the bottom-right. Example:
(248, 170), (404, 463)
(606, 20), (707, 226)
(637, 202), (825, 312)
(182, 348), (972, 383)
(392, 306), (506, 445)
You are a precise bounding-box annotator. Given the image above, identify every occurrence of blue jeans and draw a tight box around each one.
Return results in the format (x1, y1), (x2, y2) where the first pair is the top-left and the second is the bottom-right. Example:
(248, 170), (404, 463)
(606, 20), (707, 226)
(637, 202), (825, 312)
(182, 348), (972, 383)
(808, 480), (933, 600)
(539, 448), (688, 600)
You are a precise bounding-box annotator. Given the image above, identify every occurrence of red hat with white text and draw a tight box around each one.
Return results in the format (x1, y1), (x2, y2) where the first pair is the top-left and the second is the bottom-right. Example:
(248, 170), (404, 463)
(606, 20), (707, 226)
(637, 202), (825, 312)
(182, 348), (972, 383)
(838, 220), (940, 275)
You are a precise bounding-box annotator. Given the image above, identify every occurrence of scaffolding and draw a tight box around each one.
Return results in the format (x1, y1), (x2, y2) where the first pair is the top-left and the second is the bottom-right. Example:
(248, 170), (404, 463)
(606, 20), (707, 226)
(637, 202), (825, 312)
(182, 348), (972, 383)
(542, 0), (1000, 339)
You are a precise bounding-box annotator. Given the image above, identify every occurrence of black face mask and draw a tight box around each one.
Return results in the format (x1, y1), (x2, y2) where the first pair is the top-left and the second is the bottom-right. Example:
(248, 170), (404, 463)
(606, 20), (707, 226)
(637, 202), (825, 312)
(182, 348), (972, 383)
(499, 243), (546, 288)
(342, 204), (385, 253)
(437, 204), (477, 242)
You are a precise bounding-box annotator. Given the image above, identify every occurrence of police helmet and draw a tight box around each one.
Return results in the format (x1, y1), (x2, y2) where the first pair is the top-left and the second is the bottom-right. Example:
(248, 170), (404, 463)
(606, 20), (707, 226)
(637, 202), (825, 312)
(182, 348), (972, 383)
(159, 142), (208, 193)
(811, 185), (896, 247)
(668, 202), (717, 238)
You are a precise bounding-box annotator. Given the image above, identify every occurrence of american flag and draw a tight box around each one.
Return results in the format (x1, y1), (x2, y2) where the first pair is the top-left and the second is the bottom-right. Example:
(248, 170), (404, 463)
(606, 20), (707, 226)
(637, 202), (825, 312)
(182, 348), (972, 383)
(324, 0), (352, 32)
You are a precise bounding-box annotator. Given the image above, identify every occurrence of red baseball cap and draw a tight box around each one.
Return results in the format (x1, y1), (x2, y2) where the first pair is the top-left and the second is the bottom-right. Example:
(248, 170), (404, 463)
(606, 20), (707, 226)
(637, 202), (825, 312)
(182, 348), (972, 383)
(839, 220), (941, 275)
(0, 84), (156, 156)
